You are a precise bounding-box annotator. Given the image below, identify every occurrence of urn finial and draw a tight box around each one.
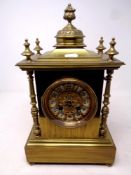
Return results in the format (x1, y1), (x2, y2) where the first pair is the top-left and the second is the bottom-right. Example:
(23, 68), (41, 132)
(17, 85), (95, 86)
(34, 38), (43, 54)
(21, 39), (34, 60)
(105, 38), (119, 60)
(63, 4), (76, 23)
(96, 37), (106, 55)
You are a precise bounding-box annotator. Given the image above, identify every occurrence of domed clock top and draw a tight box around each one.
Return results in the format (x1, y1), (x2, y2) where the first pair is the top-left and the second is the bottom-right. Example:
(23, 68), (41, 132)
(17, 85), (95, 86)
(17, 3), (124, 69)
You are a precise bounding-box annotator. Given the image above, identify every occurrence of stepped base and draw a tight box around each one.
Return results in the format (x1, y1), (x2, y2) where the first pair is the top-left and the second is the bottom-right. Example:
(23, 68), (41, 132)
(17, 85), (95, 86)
(25, 127), (116, 165)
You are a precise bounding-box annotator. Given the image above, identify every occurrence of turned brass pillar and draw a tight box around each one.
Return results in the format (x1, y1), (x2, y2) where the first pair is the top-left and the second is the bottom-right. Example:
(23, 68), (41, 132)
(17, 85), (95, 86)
(27, 71), (41, 137)
(99, 69), (114, 137)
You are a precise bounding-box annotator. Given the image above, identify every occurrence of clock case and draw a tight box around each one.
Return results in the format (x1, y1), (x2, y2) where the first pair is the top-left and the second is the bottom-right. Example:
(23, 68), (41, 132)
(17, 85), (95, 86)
(16, 4), (124, 165)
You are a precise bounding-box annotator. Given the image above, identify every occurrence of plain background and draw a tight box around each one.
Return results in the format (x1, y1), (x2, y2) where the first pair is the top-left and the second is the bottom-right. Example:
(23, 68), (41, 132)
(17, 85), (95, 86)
(0, 0), (131, 175)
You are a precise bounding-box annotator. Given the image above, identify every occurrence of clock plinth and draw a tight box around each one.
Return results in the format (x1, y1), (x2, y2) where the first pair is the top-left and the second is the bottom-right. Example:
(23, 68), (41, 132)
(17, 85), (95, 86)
(16, 4), (124, 165)
(25, 126), (116, 165)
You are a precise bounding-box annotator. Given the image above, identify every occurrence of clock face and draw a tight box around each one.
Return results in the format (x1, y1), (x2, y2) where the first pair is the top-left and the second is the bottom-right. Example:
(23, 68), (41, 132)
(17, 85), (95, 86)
(41, 78), (98, 128)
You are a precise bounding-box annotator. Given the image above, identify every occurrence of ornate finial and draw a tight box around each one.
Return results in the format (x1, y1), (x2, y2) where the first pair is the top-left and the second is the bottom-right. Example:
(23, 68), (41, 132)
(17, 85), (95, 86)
(55, 4), (85, 48)
(34, 38), (43, 54)
(105, 38), (119, 60)
(96, 37), (106, 55)
(63, 4), (76, 23)
(21, 39), (34, 60)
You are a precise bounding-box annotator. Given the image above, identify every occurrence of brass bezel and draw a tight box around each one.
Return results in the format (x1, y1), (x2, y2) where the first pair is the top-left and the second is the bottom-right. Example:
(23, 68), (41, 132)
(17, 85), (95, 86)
(41, 77), (98, 128)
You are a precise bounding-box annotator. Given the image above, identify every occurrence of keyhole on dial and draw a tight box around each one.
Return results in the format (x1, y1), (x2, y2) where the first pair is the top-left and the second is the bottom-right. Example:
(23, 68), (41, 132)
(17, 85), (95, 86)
(66, 100), (72, 107)
(76, 106), (81, 110)
(59, 106), (63, 110)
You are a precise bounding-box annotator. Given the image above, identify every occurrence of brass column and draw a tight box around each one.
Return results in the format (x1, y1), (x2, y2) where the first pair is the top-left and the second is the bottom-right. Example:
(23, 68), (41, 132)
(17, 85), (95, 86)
(99, 69), (114, 137)
(27, 71), (41, 137)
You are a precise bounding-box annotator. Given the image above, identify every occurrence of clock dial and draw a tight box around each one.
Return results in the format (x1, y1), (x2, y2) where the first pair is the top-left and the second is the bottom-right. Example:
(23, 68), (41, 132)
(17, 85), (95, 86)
(41, 78), (98, 128)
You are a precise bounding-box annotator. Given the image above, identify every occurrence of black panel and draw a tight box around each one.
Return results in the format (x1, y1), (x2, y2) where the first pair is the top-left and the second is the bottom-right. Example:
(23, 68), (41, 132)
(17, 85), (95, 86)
(35, 70), (104, 117)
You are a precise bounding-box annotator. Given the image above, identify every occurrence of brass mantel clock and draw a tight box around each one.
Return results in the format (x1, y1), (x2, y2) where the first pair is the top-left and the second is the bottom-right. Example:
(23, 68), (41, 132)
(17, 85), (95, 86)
(16, 4), (125, 165)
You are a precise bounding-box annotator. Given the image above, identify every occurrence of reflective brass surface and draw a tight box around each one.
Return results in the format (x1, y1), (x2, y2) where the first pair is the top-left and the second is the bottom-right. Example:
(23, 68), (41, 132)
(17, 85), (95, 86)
(34, 38), (43, 54)
(16, 48), (124, 70)
(99, 70), (114, 137)
(96, 37), (106, 55)
(27, 71), (41, 137)
(55, 4), (86, 48)
(39, 116), (100, 139)
(21, 39), (34, 60)
(25, 126), (116, 165)
(105, 38), (119, 60)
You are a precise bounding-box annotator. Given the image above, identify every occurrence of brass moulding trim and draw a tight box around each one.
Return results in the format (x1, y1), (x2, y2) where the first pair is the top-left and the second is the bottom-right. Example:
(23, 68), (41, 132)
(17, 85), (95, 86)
(28, 138), (113, 146)
(16, 59), (124, 70)
(28, 143), (113, 147)
(16, 48), (125, 70)
(26, 126), (115, 148)
(28, 129), (114, 147)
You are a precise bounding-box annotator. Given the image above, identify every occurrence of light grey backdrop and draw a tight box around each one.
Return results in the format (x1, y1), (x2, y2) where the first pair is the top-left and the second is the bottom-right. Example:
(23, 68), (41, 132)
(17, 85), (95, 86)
(0, 1), (131, 175)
